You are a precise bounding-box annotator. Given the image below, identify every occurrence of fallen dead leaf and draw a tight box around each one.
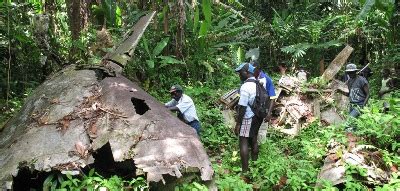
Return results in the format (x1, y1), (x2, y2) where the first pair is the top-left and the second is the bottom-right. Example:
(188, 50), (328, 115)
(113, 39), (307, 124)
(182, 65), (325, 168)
(75, 141), (86, 158)
(391, 165), (398, 172)
(50, 98), (60, 104)
(89, 121), (97, 137)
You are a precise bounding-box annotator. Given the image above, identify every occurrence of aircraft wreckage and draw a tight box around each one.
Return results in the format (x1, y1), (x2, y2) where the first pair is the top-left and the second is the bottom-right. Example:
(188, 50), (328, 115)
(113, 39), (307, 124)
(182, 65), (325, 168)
(0, 12), (213, 189)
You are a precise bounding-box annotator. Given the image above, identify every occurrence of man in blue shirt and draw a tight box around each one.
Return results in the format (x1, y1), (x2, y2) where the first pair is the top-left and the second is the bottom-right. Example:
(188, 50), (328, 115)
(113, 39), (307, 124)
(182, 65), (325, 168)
(250, 61), (277, 121)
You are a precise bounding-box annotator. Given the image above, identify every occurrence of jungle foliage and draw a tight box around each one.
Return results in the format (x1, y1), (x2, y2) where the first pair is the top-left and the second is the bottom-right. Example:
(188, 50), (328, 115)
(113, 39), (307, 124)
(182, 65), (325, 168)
(0, 0), (399, 190)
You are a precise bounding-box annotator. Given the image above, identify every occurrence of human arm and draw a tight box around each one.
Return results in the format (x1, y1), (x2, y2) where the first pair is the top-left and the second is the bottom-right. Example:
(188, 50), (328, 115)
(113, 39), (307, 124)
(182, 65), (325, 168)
(265, 99), (275, 122)
(362, 84), (370, 106)
(168, 106), (180, 112)
(378, 79), (394, 97)
(344, 81), (350, 96)
(378, 89), (392, 98)
(235, 105), (247, 135)
(165, 99), (177, 108)
(235, 86), (249, 135)
(265, 77), (276, 122)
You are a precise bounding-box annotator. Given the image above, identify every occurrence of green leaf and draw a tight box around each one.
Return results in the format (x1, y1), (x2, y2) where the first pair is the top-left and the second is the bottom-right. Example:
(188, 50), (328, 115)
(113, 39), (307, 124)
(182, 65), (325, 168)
(51, 180), (58, 190)
(236, 46), (245, 63)
(66, 173), (72, 180)
(216, 15), (231, 30)
(93, 177), (103, 182)
(158, 56), (184, 68)
(193, 5), (200, 34)
(202, 0), (212, 26)
(43, 174), (55, 191)
(146, 60), (155, 68)
(116, 5), (122, 26)
(158, 56), (183, 64)
(201, 61), (214, 73)
(356, 0), (376, 21)
(101, 0), (117, 27)
(141, 35), (152, 58)
(60, 181), (70, 188)
(152, 37), (169, 56)
(198, 21), (209, 38)
(57, 174), (64, 186)
(215, 25), (253, 37)
(89, 168), (95, 177)
(212, 41), (246, 48)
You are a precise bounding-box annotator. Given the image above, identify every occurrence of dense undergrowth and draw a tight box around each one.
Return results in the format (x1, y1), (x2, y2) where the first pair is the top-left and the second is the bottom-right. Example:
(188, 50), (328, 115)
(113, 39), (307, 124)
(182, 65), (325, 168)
(172, 86), (400, 190)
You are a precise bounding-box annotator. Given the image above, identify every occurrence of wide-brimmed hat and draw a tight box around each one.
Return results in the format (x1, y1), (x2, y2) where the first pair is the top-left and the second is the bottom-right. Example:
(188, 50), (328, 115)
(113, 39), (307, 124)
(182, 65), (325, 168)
(169, 84), (183, 93)
(345, 63), (358, 72)
(235, 63), (255, 74)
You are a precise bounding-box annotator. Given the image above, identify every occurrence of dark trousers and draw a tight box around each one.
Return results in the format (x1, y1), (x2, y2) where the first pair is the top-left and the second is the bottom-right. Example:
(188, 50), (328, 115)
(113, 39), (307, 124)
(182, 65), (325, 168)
(187, 120), (201, 136)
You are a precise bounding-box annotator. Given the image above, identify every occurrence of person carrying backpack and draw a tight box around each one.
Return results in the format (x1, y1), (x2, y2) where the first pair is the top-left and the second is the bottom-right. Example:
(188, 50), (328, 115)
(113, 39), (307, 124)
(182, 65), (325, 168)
(234, 63), (268, 172)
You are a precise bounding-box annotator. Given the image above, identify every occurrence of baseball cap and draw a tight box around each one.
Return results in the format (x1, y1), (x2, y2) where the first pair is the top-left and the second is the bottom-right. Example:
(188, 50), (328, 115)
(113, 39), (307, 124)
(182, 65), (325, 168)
(235, 63), (255, 74)
(345, 63), (358, 72)
(169, 84), (183, 93)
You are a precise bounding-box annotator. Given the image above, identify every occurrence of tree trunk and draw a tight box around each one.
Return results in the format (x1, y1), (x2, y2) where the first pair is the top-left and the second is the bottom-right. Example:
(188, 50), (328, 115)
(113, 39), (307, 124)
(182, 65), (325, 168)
(66, 0), (90, 61)
(66, 0), (90, 41)
(138, 0), (148, 10)
(319, 58), (325, 75)
(176, 0), (186, 58)
(163, 0), (170, 55)
(45, 0), (56, 35)
(391, 0), (400, 44)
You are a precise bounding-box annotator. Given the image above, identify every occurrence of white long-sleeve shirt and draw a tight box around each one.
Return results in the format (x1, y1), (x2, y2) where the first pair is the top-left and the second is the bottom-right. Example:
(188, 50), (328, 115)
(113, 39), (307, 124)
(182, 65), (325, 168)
(165, 94), (199, 122)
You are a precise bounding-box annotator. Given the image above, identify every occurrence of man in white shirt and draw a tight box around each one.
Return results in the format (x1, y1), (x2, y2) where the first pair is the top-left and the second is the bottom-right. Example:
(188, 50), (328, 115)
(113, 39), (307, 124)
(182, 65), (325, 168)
(234, 63), (263, 172)
(165, 85), (201, 135)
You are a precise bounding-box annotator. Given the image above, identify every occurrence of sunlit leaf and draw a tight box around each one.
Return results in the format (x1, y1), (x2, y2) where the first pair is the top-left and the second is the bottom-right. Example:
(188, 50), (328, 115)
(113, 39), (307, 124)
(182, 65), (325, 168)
(193, 5), (200, 34)
(146, 60), (154, 68)
(356, 0), (376, 21)
(152, 37), (169, 56)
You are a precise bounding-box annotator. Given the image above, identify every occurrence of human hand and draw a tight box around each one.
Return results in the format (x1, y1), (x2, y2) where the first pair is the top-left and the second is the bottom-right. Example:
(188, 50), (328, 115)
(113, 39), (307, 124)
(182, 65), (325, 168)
(235, 124), (240, 136)
(378, 92), (383, 98)
(264, 114), (272, 122)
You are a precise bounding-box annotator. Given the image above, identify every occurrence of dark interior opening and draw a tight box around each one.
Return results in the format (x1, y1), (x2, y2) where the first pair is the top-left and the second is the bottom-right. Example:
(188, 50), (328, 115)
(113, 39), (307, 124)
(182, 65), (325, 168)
(131, 97), (150, 115)
(13, 166), (52, 190)
(90, 142), (136, 179)
(12, 142), (137, 190)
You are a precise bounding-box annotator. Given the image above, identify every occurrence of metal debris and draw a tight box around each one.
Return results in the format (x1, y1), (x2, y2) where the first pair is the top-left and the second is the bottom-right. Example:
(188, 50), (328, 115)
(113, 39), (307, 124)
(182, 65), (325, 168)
(317, 140), (391, 187)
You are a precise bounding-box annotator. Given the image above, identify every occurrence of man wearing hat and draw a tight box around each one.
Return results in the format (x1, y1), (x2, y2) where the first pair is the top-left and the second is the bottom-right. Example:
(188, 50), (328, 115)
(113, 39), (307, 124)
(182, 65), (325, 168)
(345, 63), (370, 118)
(165, 85), (201, 135)
(250, 61), (277, 144)
(234, 63), (263, 172)
(250, 61), (277, 119)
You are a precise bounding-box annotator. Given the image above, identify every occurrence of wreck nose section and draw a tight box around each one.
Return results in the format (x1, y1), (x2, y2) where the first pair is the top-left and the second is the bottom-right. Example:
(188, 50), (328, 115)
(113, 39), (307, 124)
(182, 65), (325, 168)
(0, 11), (213, 189)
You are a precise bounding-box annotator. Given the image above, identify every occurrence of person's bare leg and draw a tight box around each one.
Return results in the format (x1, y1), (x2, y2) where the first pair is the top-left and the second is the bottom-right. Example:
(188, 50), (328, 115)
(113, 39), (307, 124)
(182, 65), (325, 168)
(239, 136), (249, 172)
(251, 136), (259, 161)
(250, 117), (262, 161)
